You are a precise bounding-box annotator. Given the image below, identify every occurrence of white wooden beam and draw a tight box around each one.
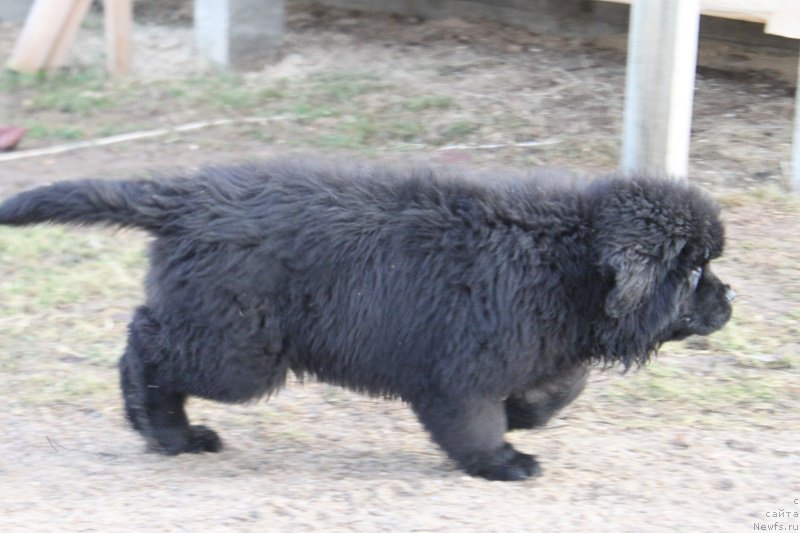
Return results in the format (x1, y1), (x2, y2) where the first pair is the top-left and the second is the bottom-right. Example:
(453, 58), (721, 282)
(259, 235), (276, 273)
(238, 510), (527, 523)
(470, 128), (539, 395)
(47, 0), (92, 68)
(597, 0), (800, 39)
(6, 0), (89, 73)
(622, 0), (701, 178)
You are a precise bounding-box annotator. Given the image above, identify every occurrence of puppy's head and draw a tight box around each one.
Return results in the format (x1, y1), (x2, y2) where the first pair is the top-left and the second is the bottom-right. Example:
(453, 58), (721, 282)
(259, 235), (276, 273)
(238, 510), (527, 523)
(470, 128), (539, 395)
(662, 263), (734, 341)
(588, 177), (734, 364)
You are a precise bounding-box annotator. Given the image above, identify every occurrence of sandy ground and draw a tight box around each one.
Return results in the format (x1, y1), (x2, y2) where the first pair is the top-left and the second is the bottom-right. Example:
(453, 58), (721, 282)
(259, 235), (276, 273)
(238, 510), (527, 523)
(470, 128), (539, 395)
(0, 5), (798, 532)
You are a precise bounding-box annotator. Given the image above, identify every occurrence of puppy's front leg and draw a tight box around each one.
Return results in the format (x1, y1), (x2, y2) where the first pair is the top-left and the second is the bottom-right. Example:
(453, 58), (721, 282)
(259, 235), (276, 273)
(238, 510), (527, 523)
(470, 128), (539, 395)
(412, 394), (542, 481)
(505, 365), (590, 431)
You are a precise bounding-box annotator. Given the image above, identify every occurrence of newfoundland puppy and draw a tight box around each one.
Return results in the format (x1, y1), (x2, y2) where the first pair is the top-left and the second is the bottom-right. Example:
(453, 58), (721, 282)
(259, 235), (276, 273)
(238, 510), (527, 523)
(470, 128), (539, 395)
(0, 159), (734, 481)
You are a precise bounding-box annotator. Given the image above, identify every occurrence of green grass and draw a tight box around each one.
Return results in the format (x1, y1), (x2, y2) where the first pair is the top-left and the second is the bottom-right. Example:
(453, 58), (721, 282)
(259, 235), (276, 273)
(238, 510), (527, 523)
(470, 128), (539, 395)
(176, 75), (256, 110)
(308, 72), (384, 103)
(0, 227), (146, 368)
(0, 69), (112, 115)
(33, 89), (111, 114)
(290, 102), (341, 121)
(2, 69), (130, 141)
(2, 65), (457, 149)
(628, 363), (777, 404)
(700, 308), (781, 355)
(404, 95), (454, 111)
(593, 358), (798, 429)
(0, 68), (106, 92)
(383, 120), (426, 142)
(23, 124), (85, 140)
(718, 187), (800, 211)
(439, 120), (480, 143)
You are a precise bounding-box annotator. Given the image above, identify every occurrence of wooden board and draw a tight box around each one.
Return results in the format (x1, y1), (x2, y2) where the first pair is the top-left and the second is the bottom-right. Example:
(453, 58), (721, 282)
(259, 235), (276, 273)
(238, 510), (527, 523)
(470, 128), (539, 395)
(598, 0), (800, 38)
(6, 0), (87, 72)
(47, 0), (92, 68)
(6, 0), (131, 75)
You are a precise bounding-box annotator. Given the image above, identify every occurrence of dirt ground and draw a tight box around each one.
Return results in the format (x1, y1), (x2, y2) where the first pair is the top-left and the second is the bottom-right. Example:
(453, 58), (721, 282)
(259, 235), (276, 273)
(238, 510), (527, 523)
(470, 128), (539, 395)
(0, 5), (798, 532)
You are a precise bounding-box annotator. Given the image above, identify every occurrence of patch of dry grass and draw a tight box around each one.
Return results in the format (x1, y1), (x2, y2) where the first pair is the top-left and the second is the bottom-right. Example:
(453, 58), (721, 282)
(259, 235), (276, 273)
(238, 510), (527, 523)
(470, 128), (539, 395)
(0, 226), (146, 401)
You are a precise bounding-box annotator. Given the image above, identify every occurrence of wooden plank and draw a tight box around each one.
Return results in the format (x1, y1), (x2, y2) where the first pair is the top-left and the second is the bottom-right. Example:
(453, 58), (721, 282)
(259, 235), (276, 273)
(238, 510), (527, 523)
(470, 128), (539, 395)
(621, 0), (701, 178)
(6, 0), (84, 73)
(765, 4), (800, 39)
(104, 0), (133, 76)
(47, 0), (92, 68)
(597, 0), (800, 38)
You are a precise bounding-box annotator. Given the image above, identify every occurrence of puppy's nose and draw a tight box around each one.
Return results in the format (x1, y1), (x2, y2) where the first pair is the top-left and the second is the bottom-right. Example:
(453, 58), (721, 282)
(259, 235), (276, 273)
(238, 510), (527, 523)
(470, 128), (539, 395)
(725, 287), (736, 304)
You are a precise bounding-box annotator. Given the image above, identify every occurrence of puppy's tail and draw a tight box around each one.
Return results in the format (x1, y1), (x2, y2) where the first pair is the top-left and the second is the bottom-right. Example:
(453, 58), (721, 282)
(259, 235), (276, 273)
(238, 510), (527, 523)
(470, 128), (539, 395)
(0, 179), (182, 234)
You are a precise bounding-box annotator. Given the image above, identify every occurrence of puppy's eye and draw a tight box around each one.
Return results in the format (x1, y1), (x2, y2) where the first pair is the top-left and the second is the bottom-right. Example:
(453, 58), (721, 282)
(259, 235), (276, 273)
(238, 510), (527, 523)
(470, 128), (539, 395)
(689, 268), (702, 290)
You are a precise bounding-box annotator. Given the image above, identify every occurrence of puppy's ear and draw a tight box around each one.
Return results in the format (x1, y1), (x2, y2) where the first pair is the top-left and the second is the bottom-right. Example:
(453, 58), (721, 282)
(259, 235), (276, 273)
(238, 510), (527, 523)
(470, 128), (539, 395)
(590, 177), (691, 318)
(601, 237), (686, 318)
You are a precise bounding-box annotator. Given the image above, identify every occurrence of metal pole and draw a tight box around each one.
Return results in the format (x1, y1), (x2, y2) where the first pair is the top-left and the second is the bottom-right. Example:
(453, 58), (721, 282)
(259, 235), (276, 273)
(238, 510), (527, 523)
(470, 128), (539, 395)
(622, 0), (701, 178)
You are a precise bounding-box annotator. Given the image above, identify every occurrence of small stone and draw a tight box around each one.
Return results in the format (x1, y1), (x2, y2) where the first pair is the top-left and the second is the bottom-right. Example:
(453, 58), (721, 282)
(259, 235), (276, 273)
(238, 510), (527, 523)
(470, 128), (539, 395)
(670, 433), (690, 448)
(715, 478), (734, 491)
(726, 439), (756, 453)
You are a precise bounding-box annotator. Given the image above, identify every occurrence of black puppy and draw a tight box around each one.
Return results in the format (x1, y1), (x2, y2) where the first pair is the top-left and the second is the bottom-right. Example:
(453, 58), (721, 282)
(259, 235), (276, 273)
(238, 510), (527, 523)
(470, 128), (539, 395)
(0, 159), (734, 480)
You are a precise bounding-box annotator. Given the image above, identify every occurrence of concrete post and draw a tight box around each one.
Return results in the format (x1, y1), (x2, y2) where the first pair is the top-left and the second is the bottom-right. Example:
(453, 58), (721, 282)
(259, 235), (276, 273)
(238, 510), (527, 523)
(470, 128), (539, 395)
(195, 0), (285, 71)
(0, 0), (35, 21)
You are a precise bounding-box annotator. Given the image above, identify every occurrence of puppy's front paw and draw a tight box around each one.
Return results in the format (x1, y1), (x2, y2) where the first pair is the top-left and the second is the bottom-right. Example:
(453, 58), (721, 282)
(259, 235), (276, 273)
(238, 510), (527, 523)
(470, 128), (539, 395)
(468, 444), (543, 481)
(509, 451), (543, 478)
(479, 451), (542, 481)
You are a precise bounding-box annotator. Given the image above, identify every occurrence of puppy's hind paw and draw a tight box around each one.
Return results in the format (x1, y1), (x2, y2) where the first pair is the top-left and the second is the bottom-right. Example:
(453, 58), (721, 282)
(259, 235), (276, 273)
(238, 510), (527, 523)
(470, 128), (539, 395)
(150, 425), (223, 455)
(183, 425), (223, 453)
(476, 449), (543, 481)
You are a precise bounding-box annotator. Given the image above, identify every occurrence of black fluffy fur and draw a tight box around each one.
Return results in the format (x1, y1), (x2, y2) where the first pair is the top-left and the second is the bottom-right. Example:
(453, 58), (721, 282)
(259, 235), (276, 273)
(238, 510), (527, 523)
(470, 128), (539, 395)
(0, 158), (734, 481)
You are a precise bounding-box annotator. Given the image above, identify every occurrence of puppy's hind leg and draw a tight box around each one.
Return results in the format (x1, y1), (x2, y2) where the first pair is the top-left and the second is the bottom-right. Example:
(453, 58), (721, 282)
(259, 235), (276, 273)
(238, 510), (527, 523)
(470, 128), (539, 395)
(119, 307), (222, 455)
(412, 394), (542, 481)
